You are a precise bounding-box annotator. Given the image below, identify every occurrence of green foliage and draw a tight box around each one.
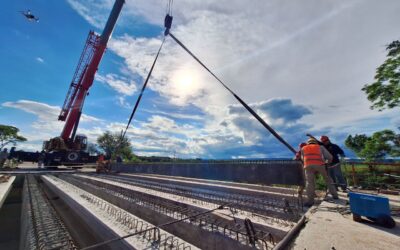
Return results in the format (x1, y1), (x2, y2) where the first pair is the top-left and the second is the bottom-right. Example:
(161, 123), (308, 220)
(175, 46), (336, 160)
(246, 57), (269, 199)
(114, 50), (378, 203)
(362, 40), (400, 110)
(345, 134), (368, 153)
(315, 174), (327, 190)
(345, 129), (400, 161)
(97, 131), (134, 160)
(0, 124), (27, 150)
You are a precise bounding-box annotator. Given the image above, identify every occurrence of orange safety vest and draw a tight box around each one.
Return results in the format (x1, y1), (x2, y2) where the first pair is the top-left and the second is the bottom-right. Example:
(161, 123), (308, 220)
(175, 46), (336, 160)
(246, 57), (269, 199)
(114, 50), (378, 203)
(302, 144), (325, 168)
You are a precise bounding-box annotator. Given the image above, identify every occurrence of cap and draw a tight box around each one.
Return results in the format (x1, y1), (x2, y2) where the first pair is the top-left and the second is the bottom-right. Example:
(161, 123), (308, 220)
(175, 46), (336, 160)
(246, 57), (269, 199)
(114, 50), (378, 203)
(320, 135), (330, 142)
(307, 138), (318, 144)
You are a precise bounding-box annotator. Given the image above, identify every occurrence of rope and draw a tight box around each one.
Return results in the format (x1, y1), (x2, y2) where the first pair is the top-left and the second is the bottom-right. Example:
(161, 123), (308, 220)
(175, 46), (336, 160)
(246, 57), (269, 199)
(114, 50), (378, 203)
(168, 32), (297, 154)
(120, 37), (166, 141)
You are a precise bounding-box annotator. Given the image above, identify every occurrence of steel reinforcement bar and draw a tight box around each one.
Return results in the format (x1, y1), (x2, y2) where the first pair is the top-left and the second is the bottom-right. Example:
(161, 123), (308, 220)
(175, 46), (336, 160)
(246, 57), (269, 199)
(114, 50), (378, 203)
(20, 175), (76, 250)
(94, 174), (301, 221)
(61, 174), (278, 249)
(48, 175), (194, 250)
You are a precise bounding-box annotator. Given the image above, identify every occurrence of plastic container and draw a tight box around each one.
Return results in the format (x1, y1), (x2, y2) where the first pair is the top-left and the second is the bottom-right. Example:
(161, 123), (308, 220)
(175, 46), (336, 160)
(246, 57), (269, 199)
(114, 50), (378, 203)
(348, 192), (395, 228)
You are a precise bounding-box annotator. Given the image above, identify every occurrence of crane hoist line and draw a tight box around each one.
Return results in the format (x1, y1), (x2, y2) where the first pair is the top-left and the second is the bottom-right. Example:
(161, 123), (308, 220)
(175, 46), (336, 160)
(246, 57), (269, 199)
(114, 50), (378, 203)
(121, 12), (296, 155)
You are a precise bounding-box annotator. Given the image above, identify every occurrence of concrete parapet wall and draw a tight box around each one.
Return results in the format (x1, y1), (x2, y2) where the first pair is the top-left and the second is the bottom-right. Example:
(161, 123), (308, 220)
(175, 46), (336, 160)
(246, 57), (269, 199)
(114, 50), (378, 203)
(112, 161), (304, 186)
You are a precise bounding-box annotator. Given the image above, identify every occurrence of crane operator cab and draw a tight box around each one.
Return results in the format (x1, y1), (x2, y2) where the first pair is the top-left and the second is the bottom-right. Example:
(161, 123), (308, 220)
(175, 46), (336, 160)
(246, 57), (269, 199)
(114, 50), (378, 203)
(74, 134), (88, 151)
(42, 134), (89, 167)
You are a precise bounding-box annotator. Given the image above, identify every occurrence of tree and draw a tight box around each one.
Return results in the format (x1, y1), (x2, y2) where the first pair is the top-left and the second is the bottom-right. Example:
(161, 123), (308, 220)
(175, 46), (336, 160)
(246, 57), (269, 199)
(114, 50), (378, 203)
(345, 129), (400, 161)
(97, 131), (133, 160)
(362, 40), (400, 110)
(0, 124), (27, 150)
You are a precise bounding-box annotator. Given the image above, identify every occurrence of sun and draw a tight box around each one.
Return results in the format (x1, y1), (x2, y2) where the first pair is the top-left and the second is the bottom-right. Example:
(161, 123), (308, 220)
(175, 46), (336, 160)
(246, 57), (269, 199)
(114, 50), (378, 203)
(171, 69), (200, 96)
(177, 72), (194, 88)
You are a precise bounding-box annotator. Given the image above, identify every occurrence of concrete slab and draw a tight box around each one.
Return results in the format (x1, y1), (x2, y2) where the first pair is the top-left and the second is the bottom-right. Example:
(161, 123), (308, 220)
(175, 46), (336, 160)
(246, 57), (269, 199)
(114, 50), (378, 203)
(43, 175), (198, 250)
(78, 174), (294, 233)
(0, 176), (16, 209)
(290, 194), (400, 250)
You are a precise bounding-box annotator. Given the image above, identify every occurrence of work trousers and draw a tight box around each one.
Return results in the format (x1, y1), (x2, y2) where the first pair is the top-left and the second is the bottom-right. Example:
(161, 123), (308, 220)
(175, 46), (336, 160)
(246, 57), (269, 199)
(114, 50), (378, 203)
(305, 164), (338, 203)
(328, 163), (347, 190)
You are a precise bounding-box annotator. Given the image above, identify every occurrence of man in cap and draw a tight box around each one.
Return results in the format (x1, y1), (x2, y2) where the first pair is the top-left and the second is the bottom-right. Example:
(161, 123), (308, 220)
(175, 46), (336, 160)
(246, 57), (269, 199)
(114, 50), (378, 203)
(320, 135), (347, 191)
(301, 138), (338, 206)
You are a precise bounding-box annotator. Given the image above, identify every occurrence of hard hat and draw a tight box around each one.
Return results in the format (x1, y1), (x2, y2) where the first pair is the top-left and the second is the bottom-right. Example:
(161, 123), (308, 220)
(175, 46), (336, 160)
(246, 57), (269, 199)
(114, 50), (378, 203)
(307, 138), (318, 144)
(320, 135), (330, 142)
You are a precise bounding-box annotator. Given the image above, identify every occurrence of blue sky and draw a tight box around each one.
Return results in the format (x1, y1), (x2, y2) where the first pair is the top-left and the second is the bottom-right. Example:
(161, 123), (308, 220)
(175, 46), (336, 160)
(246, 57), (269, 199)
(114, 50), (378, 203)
(1, 0), (400, 159)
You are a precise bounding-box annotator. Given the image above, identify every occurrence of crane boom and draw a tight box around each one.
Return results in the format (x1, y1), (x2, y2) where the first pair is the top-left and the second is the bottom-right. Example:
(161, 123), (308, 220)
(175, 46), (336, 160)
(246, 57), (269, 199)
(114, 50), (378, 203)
(60, 0), (125, 142)
(43, 0), (124, 167)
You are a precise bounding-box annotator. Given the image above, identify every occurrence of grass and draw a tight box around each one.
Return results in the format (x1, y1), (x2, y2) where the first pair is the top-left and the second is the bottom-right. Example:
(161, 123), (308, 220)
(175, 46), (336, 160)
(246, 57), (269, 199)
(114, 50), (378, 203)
(341, 163), (400, 190)
(311, 163), (400, 190)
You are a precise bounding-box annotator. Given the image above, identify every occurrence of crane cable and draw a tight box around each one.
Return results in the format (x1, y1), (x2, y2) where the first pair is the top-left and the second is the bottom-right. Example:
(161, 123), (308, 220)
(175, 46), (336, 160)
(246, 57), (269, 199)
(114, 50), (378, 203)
(120, 0), (172, 141)
(161, 0), (296, 154)
(167, 32), (297, 154)
(120, 37), (166, 141)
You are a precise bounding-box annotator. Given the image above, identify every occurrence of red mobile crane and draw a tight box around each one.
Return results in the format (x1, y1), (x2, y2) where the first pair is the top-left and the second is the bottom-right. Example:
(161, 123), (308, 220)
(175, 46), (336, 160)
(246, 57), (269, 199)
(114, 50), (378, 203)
(43, 0), (125, 166)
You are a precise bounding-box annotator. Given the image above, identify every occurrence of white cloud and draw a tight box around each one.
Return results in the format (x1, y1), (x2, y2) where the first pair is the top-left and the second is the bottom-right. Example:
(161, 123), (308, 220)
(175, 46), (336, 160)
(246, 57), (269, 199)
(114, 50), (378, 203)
(36, 57), (44, 63)
(66, 0), (113, 29)
(2, 100), (101, 144)
(142, 109), (204, 121)
(64, 0), (400, 158)
(96, 73), (137, 96)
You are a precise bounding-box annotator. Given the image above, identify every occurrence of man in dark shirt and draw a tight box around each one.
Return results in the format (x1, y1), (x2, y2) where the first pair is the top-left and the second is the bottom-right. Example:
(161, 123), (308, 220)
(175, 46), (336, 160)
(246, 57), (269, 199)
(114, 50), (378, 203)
(320, 135), (347, 191)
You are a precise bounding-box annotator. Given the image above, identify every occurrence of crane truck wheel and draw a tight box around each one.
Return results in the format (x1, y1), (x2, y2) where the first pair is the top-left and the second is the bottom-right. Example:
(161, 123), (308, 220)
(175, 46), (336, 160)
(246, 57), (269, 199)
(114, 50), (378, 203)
(66, 151), (80, 162)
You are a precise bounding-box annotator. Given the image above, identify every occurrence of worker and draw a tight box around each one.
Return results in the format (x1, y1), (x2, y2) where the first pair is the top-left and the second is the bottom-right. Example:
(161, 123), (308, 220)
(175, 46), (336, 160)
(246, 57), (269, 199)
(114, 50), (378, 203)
(301, 138), (338, 206)
(295, 142), (307, 199)
(37, 151), (46, 168)
(0, 148), (8, 168)
(96, 154), (109, 173)
(320, 135), (347, 192)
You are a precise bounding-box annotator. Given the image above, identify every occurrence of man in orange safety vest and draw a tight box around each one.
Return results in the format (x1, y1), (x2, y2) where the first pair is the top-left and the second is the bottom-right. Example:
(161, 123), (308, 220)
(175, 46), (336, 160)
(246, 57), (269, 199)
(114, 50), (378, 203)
(301, 138), (338, 206)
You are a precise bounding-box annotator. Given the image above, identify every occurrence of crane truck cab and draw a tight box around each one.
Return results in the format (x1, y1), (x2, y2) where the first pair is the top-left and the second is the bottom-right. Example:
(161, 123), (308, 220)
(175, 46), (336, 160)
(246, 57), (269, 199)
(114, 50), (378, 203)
(43, 134), (89, 167)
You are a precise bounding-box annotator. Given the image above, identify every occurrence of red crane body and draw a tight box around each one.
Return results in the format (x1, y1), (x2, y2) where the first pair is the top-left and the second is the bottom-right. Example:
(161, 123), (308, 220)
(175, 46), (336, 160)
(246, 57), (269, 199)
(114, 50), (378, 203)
(44, 0), (124, 165)
(60, 0), (125, 142)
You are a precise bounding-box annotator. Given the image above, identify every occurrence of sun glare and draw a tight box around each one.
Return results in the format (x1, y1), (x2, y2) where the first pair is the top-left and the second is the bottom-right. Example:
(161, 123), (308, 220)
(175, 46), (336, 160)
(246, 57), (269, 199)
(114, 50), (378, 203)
(172, 69), (200, 96)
